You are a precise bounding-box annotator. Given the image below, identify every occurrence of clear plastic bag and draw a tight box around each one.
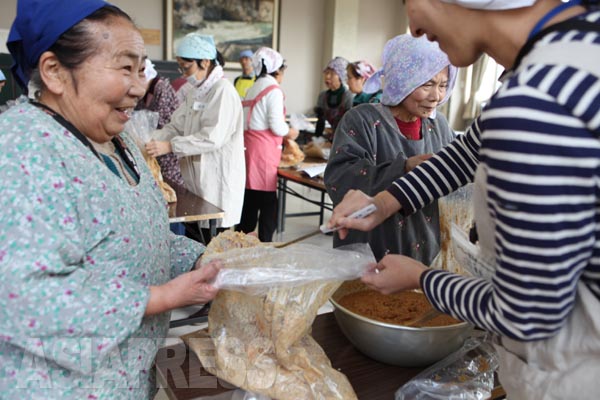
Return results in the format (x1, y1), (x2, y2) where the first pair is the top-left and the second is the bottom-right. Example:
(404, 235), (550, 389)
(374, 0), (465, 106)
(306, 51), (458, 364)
(302, 136), (331, 160)
(203, 243), (375, 295)
(183, 239), (374, 399)
(288, 113), (315, 132)
(430, 184), (474, 274)
(395, 333), (499, 400)
(123, 109), (176, 202)
(451, 223), (495, 280)
(124, 109), (159, 146)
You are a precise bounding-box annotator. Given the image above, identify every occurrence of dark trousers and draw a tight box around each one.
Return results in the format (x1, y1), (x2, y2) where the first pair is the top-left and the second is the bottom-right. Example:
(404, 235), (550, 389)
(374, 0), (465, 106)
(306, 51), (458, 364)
(236, 189), (278, 242)
(184, 222), (228, 245)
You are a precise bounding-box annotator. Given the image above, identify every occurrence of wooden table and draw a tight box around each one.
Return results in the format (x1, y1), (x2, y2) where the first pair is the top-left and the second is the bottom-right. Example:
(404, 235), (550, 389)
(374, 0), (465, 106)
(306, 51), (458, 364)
(156, 312), (423, 400)
(166, 179), (224, 238)
(276, 162), (332, 233)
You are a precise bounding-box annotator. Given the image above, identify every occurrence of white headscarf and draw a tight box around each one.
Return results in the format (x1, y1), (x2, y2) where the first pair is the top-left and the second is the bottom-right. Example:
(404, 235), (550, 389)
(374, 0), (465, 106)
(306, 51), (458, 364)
(252, 47), (284, 74)
(440, 0), (536, 9)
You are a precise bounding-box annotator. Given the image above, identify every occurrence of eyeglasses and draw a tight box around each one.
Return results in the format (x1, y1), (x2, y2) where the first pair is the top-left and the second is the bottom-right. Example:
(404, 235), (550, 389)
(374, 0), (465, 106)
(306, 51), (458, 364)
(176, 57), (196, 73)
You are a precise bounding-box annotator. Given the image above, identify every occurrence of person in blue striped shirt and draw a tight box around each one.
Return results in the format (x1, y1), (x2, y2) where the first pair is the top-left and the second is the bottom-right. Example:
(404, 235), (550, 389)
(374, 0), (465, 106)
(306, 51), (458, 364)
(327, 1), (600, 398)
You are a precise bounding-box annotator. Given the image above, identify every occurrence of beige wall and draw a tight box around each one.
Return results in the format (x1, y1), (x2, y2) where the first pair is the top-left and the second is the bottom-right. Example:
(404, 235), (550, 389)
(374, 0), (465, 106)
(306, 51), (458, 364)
(0, 0), (407, 114)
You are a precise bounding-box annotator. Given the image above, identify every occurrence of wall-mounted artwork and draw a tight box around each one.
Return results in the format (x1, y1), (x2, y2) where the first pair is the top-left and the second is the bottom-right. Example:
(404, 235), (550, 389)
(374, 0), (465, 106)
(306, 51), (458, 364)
(164, 0), (280, 70)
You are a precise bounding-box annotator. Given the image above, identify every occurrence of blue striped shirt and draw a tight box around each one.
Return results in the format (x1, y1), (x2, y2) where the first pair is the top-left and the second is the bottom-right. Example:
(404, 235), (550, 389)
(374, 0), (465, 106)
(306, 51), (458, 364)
(387, 11), (600, 341)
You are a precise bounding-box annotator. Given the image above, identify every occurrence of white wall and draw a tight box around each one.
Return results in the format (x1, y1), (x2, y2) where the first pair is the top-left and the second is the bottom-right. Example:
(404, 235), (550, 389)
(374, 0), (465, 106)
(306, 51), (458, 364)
(0, 0), (406, 115)
(356, 0), (407, 68)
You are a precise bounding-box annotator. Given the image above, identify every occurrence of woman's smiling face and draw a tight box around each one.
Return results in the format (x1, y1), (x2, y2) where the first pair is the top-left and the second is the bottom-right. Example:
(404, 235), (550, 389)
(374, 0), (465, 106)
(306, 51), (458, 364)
(398, 67), (448, 121)
(58, 17), (147, 143)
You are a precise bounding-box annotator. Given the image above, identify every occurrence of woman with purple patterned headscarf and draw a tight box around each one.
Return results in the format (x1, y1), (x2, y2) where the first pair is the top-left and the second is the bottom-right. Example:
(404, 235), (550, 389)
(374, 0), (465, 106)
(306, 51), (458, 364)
(314, 56), (355, 138)
(324, 34), (457, 262)
(347, 60), (382, 106)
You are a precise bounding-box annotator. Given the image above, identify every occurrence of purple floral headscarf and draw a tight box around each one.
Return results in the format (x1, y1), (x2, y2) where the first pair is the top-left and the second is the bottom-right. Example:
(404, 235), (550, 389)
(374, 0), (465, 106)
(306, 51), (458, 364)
(350, 60), (377, 79)
(364, 34), (457, 107)
(324, 56), (349, 84)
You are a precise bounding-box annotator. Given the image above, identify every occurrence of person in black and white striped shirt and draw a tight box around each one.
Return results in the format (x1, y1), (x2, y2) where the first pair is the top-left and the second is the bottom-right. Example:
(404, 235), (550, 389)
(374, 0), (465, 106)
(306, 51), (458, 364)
(326, 1), (600, 398)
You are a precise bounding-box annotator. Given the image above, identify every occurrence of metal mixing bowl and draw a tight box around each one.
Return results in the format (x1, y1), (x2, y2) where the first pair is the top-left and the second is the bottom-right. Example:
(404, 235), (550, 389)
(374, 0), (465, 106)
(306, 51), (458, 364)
(330, 280), (473, 367)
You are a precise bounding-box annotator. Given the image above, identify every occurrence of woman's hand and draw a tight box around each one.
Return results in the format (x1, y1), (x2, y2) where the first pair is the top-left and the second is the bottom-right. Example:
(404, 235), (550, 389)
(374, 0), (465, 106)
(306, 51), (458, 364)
(145, 260), (221, 315)
(145, 140), (172, 157)
(286, 127), (300, 141)
(326, 190), (402, 239)
(361, 254), (427, 295)
(405, 154), (432, 173)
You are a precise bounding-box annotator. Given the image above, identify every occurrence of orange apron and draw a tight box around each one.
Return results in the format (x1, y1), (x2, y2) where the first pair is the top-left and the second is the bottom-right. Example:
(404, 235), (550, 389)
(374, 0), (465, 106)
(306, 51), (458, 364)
(242, 84), (285, 192)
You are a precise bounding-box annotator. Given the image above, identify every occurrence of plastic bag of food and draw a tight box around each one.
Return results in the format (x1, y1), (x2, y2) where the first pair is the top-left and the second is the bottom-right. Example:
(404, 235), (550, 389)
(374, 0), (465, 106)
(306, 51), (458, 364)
(303, 137), (332, 160)
(450, 223), (496, 280)
(430, 184), (474, 274)
(125, 109), (158, 145)
(182, 232), (373, 400)
(203, 242), (375, 295)
(395, 333), (499, 400)
(279, 139), (305, 167)
(124, 110), (176, 202)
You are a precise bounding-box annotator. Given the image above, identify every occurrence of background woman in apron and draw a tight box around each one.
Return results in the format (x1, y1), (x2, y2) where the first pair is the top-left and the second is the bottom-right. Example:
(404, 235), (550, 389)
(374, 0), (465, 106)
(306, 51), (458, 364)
(326, 1), (600, 398)
(236, 47), (299, 242)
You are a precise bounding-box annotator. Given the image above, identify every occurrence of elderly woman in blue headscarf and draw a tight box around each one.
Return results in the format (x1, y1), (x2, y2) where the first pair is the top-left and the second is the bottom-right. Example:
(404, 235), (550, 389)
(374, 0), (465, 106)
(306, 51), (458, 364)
(324, 34), (457, 262)
(146, 33), (245, 243)
(0, 1), (220, 398)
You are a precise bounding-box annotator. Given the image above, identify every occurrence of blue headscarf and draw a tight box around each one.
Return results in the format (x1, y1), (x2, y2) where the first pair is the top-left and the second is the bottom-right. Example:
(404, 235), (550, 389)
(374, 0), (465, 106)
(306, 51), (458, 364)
(176, 33), (217, 61)
(7, 0), (111, 90)
(0, 70), (5, 82)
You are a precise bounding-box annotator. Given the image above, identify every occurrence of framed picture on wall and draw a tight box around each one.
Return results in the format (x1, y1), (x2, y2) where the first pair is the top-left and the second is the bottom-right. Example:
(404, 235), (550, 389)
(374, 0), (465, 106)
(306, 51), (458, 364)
(164, 0), (280, 70)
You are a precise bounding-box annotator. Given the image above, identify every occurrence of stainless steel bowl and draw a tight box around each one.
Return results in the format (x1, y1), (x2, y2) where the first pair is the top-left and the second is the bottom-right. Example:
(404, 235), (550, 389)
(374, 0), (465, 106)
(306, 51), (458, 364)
(330, 280), (473, 367)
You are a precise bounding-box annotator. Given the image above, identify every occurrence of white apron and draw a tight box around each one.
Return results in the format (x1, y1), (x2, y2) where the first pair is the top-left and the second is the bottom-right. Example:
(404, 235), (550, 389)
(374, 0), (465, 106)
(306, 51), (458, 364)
(471, 166), (600, 399)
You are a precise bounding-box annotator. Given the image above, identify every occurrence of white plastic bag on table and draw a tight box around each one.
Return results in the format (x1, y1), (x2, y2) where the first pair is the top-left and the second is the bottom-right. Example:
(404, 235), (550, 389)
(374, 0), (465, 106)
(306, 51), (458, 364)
(395, 333), (499, 400)
(288, 113), (315, 132)
(303, 136), (331, 160)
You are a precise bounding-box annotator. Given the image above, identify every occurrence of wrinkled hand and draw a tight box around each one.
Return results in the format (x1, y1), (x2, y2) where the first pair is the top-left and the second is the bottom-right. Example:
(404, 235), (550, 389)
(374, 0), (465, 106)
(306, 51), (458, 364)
(405, 154), (433, 173)
(326, 190), (402, 240)
(361, 254), (427, 295)
(146, 260), (221, 315)
(145, 140), (172, 157)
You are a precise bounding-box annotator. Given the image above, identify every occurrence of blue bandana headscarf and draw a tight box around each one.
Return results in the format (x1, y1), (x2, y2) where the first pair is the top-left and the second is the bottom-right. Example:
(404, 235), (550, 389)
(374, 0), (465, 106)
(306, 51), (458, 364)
(7, 0), (111, 90)
(0, 70), (5, 82)
(176, 33), (217, 61)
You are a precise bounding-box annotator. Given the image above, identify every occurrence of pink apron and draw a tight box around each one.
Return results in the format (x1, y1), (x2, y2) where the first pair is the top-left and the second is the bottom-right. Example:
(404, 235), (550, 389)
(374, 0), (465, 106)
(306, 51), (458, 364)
(242, 85), (285, 192)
